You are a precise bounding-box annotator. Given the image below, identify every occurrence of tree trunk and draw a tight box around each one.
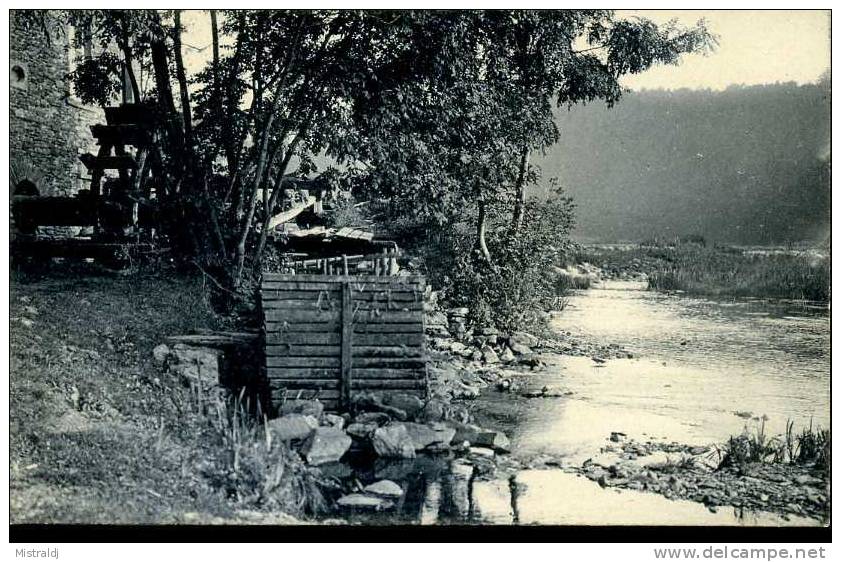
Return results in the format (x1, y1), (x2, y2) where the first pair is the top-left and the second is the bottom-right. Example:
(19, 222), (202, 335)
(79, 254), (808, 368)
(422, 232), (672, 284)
(172, 11), (193, 145)
(511, 144), (530, 235)
(477, 196), (492, 264)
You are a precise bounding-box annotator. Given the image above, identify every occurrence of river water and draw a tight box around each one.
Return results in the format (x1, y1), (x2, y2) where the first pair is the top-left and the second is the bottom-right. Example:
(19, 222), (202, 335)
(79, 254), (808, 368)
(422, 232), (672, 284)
(341, 282), (830, 526)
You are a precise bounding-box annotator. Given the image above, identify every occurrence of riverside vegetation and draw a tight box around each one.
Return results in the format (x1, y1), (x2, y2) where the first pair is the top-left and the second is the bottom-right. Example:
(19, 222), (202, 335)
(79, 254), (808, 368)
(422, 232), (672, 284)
(573, 238), (830, 302)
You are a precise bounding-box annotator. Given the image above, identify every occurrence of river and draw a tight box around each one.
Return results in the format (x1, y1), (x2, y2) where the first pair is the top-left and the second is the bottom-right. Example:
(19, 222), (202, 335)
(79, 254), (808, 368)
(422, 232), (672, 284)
(342, 281), (830, 526)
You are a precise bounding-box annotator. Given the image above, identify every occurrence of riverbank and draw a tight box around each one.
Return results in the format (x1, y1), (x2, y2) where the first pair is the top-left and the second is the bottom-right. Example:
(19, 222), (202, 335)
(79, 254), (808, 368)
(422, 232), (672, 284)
(572, 241), (829, 302)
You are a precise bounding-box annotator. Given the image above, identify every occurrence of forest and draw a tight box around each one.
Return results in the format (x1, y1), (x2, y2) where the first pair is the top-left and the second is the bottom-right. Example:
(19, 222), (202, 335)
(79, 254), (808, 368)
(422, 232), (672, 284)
(538, 80), (831, 245)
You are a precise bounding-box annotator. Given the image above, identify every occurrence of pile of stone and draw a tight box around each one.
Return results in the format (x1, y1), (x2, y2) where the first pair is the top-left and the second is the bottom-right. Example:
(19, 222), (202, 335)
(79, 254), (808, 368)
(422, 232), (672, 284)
(266, 395), (510, 467)
(572, 436), (829, 521)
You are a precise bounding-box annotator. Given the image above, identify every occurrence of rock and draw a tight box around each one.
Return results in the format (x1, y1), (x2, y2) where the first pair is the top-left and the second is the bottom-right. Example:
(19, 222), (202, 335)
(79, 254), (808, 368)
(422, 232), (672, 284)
(510, 331), (539, 348)
(372, 424), (416, 458)
(472, 430), (511, 453)
(500, 347), (516, 363)
(448, 307), (469, 318)
(169, 344), (221, 387)
(22, 305), (38, 316)
(426, 311), (448, 327)
(449, 342), (467, 354)
(452, 381), (480, 400)
(509, 342), (532, 356)
(355, 411), (391, 425)
(268, 414), (319, 442)
(383, 393), (425, 419)
(517, 354), (544, 369)
(279, 399), (325, 419)
(364, 480), (404, 498)
(496, 378), (512, 392)
(322, 413), (346, 429)
(302, 427), (352, 465)
(152, 343), (170, 366)
(470, 350), (483, 362)
(449, 422), (483, 444)
(346, 422), (378, 440)
(403, 422), (457, 450)
(481, 346), (500, 364)
(336, 493), (394, 510)
(468, 447), (496, 459)
(610, 432), (627, 443)
(689, 446), (709, 455)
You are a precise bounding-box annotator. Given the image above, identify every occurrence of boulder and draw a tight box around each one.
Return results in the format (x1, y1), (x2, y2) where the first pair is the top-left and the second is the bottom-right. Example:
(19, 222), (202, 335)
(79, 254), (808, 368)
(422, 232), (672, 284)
(500, 347), (516, 363)
(481, 346), (500, 364)
(470, 350), (483, 362)
(346, 422), (378, 440)
(509, 342), (533, 356)
(510, 331), (540, 348)
(363, 480), (404, 498)
(468, 446), (496, 459)
(336, 494), (394, 510)
(355, 411), (392, 425)
(383, 393), (425, 419)
(268, 414), (319, 442)
(449, 422), (483, 444)
(152, 344), (170, 366)
(403, 422), (457, 450)
(322, 413), (346, 430)
(302, 427), (352, 465)
(372, 423), (416, 458)
(478, 327), (499, 336)
(279, 399), (324, 419)
(473, 430), (511, 453)
(426, 311), (448, 327)
(169, 344), (220, 387)
(449, 342), (467, 354)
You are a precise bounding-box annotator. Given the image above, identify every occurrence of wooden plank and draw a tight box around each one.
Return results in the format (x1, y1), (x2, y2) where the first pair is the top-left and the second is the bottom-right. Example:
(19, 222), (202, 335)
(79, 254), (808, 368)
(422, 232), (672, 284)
(350, 301), (424, 311)
(265, 322), (342, 333)
(264, 310), (341, 323)
(266, 332), (342, 345)
(267, 367), (424, 379)
(351, 346), (425, 358)
(268, 367), (339, 379)
(352, 323), (424, 334)
(272, 388), (341, 400)
(266, 344), (424, 358)
(351, 333), (424, 346)
(351, 291), (421, 302)
(269, 379), (340, 389)
(266, 310), (422, 324)
(262, 300), (342, 311)
(352, 380), (427, 390)
(266, 356), (341, 368)
(266, 344), (341, 357)
(351, 357), (426, 368)
(349, 368), (425, 379)
(270, 380), (426, 391)
(261, 289), (340, 301)
(262, 273), (424, 284)
(262, 282), (422, 293)
(340, 281), (353, 410)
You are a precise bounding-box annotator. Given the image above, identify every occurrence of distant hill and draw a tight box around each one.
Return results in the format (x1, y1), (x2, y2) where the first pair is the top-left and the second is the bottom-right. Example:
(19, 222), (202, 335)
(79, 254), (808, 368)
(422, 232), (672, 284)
(536, 81), (830, 245)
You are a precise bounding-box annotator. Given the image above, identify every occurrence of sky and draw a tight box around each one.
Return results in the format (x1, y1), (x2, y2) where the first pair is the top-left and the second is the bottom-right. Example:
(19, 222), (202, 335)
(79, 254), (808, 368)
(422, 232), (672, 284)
(180, 10), (831, 92)
(618, 10), (830, 91)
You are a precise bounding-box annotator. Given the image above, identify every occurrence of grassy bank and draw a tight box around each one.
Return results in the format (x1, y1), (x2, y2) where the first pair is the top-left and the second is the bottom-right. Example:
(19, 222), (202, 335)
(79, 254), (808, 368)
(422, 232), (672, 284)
(10, 265), (318, 524)
(577, 241), (830, 302)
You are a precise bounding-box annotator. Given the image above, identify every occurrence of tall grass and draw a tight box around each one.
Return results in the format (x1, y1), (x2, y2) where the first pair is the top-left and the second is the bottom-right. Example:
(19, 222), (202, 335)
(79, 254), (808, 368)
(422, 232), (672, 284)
(648, 246), (830, 302)
(717, 419), (830, 472)
(577, 241), (829, 302)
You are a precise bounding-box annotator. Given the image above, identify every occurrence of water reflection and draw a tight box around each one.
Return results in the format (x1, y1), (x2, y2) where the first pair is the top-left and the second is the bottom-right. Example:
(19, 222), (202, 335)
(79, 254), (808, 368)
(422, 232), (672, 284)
(335, 458), (816, 526)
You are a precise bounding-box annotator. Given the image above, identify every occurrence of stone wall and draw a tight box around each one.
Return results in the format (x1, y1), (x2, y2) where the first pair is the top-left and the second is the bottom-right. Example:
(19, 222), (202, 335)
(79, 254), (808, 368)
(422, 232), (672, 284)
(9, 13), (103, 197)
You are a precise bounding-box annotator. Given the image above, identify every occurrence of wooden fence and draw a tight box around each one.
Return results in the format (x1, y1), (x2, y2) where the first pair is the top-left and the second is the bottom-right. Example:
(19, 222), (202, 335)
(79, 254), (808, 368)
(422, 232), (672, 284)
(261, 273), (427, 411)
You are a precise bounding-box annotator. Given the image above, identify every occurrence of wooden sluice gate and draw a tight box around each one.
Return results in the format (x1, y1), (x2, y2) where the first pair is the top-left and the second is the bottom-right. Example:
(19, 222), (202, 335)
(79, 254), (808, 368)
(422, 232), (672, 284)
(260, 272), (428, 411)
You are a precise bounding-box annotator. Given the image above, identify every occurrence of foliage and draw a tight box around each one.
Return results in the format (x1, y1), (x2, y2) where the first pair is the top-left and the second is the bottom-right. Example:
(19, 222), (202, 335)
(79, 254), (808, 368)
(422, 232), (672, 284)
(717, 419), (830, 472)
(407, 189), (576, 333)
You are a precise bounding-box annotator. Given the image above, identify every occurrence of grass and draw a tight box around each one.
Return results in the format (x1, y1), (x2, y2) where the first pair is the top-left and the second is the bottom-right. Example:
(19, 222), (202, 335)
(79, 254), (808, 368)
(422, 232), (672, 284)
(10, 263), (320, 524)
(576, 241), (829, 302)
(716, 419), (830, 472)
